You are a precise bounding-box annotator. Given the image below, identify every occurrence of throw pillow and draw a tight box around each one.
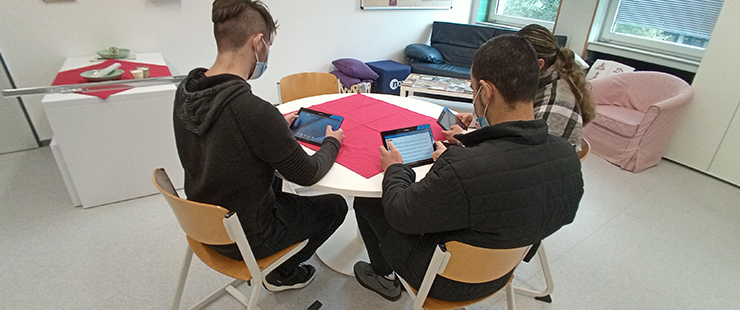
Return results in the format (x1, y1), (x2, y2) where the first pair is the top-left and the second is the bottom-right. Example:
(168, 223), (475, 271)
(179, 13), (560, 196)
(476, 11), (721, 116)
(332, 58), (379, 79)
(404, 44), (444, 64)
(330, 70), (361, 88)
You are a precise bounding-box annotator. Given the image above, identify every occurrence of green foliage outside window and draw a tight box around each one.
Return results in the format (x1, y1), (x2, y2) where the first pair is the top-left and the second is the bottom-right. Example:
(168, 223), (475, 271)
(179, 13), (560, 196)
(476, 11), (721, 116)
(500, 0), (560, 22)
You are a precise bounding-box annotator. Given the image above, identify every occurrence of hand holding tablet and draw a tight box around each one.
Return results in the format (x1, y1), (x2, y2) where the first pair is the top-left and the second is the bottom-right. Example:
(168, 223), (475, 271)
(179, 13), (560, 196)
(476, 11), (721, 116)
(380, 124), (436, 168)
(290, 108), (344, 145)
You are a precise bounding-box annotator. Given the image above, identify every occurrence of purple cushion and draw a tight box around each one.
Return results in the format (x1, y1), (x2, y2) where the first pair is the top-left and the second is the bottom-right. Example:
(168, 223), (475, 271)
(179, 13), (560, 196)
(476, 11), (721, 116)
(332, 58), (379, 79)
(330, 70), (362, 88)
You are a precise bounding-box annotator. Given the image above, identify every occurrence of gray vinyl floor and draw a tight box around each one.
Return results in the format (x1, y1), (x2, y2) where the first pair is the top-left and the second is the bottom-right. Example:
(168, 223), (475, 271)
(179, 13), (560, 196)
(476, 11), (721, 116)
(2, 146), (739, 310)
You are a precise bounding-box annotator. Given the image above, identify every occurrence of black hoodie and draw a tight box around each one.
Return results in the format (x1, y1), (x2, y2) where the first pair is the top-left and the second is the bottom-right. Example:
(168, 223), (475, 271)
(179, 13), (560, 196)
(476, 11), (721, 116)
(173, 68), (340, 246)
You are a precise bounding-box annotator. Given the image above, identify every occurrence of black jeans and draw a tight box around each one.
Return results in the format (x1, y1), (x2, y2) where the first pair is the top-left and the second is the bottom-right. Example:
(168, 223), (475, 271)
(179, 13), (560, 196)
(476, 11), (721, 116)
(212, 181), (347, 275)
(353, 197), (514, 302)
(353, 197), (396, 276)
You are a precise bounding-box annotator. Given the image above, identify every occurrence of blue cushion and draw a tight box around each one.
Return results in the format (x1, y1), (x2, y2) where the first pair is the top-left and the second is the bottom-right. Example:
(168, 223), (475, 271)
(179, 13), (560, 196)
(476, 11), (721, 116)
(410, 62), (470, 80)
(404, 44), (444, 64)
(332, 58), (379, 79)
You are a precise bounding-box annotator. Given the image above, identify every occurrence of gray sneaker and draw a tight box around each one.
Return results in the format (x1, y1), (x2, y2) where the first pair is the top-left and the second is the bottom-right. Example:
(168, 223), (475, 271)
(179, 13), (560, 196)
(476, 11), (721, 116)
(353, 261), (402, 301)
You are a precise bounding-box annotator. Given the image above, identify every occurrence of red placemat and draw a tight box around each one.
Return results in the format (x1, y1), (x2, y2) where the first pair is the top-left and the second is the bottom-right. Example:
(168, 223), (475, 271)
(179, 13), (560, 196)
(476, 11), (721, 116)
(293, 94), (445, 178)
(51, 59), (173, 99)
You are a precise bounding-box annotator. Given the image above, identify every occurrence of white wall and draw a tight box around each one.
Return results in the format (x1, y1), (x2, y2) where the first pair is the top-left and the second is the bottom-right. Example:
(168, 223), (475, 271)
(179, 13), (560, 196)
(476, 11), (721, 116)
(663, 0), (740, 183)
(0, 0), (471, 141)
(553, 0), (599, 55)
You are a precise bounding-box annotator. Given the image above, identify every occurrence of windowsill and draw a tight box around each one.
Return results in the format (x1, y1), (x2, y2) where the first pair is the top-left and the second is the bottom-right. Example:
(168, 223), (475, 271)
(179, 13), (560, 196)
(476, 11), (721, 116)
(587, 41), (700, 73)
(473, 21), (521, 31)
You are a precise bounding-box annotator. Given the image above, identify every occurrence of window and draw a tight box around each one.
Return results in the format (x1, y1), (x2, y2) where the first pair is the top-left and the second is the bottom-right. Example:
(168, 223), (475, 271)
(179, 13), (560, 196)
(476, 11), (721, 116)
(477, 0), (562, 29)
(598, 0), (724, 60)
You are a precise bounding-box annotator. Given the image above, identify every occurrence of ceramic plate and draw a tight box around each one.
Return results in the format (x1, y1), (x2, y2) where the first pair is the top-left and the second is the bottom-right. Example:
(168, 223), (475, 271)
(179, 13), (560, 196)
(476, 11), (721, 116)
(96, 48), (130, 59)
(80, 69), (124, 82)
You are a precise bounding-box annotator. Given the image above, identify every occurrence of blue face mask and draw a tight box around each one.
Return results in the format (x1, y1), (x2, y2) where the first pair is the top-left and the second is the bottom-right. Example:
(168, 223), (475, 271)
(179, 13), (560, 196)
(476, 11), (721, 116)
(470, 87), (490, 128)
(249, 38), (269, 80)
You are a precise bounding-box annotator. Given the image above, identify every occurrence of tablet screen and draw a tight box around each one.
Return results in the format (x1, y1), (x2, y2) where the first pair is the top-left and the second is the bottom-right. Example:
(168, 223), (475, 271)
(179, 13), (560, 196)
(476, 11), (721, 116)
(381, 124), (435, 167)
(437, 106), (467, 131)
(291, 108), (344, 145)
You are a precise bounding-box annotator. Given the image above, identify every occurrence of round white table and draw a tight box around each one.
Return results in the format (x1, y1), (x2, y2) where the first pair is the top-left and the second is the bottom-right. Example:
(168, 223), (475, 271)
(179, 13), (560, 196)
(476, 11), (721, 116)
(275, 93), (443, 276)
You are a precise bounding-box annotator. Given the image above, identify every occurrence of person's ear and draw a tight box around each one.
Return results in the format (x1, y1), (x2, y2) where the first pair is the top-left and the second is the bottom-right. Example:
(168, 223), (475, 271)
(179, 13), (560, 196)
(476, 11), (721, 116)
(538, 58), (545, 70)
(252, 33), (265, 52)
(479, 80), (494, 103)
(481, 80), (504, 106)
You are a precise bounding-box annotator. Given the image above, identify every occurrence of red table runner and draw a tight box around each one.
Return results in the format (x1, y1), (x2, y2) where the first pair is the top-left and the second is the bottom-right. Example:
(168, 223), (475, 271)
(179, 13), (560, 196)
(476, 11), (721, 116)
(294, 94), (445, 178)
(51, 59), (173, 99)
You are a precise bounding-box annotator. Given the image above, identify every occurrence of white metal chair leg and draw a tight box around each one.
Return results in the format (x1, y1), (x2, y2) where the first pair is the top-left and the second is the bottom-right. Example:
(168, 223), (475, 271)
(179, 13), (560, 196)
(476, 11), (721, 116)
(506, 282), (517, 310)
(187, 278), (243, 310)
(172, 246), (194, 310)
(225, 284), (262, 310)
(514, 244), (554, 303)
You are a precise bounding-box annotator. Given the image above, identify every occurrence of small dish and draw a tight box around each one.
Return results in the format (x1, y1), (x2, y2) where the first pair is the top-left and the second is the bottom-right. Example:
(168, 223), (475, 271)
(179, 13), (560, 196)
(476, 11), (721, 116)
(80, 69), (125, 82)
(96, 47), (131, 59)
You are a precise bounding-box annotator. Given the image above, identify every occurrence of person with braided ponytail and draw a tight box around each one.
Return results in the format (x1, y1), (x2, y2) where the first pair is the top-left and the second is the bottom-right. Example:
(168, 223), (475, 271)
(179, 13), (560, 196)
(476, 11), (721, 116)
(516, 24), (594, 150)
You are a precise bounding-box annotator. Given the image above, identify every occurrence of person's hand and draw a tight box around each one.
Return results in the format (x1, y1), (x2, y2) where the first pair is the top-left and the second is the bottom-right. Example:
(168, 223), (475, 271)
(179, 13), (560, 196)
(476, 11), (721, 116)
(379, 141), (403, 172)
(432, 141), (447, 162)
(284, 112), (298, 127)
(325, 125), (344, 145)
(442, 125), (465, 144)
(457, 112), (473, 127)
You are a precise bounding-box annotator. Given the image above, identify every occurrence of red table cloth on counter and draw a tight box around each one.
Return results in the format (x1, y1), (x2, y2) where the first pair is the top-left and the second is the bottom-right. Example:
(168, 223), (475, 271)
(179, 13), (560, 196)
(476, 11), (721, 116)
(51, 59), (172, 99)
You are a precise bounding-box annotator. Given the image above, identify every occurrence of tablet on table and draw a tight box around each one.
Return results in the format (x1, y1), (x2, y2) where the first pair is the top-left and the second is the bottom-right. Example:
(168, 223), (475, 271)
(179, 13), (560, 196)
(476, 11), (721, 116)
(381, 124), (436, 167)
(290, 107), (344, 145)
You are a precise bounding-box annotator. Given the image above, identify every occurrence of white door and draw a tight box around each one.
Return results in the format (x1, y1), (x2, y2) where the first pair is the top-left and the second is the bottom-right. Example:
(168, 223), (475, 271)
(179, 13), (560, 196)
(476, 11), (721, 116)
(0, 53), (38, 154)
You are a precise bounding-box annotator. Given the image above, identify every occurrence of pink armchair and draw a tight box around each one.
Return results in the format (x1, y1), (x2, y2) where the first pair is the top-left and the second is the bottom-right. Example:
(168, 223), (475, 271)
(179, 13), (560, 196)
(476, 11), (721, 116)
(582, 71), (693, 172)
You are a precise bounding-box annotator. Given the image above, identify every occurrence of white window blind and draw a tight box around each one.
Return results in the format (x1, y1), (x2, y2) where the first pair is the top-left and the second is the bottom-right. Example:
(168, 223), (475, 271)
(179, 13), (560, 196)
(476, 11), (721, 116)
(613, 0), (724, 39)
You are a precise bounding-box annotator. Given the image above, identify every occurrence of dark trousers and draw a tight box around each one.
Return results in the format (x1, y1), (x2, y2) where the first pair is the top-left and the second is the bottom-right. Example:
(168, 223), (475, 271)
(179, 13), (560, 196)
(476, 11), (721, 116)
(212, 179), (348, 275)
(252, 191), (348, 274)
(353, 197), (396, 276)
(353, 197), (514, 302)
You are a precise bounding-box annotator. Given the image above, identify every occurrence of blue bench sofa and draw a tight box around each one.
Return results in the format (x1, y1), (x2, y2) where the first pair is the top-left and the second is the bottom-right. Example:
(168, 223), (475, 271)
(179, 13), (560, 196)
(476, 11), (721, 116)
(405, 21), (567, 79)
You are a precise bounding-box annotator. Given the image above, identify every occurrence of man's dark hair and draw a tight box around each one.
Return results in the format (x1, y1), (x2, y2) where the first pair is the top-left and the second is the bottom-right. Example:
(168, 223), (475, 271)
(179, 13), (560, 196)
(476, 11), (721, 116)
(471, 35), (539, 108)
(212, 0), (278, 52)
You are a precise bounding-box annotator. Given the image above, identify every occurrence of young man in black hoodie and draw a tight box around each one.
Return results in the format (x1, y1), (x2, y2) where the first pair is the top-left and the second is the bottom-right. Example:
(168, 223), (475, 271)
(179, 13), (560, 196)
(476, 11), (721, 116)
(352, 35), (584, 302)
(172, 0), (347, 292)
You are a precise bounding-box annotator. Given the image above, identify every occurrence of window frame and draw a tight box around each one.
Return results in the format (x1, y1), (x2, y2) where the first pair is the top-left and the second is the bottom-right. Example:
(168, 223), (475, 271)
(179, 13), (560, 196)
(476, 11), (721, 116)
(597, 0), (715, 61)
(482, 0), (558, 30)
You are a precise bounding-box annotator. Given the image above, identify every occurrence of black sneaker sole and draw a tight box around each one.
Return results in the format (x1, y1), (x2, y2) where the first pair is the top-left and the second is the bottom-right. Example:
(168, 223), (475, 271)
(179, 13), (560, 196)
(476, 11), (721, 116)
(354, 269), (402, 302)
(263, 272), (316, 292)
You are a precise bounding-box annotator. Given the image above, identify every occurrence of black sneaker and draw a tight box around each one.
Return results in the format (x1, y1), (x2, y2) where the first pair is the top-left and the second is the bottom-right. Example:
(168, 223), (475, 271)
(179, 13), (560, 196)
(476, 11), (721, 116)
(263, 264), (316, 292)
(353, 261), (402, 301)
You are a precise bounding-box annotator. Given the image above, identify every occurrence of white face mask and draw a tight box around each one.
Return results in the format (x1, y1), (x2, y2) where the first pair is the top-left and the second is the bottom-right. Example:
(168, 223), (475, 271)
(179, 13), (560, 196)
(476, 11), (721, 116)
(470, 86), (490, 129)
(249, 38), (269, 80)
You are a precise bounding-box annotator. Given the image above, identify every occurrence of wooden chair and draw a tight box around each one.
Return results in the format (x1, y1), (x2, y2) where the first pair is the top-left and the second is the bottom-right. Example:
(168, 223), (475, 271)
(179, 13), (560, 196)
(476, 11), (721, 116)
(277, 72), (340, 104)
(513, 138), (589, 303)
(578, 137), (591, 162)
(153, 168), (308, 310)
(398, 241), (531, 310)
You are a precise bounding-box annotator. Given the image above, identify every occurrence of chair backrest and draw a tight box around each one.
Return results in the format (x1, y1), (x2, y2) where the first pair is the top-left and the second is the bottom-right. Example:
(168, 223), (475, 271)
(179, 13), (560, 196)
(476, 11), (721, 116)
(590, 71), (692, 113)
(278, 72), (339, 104)
(439, 241), (530, 283)
(152, 168), (233, 245)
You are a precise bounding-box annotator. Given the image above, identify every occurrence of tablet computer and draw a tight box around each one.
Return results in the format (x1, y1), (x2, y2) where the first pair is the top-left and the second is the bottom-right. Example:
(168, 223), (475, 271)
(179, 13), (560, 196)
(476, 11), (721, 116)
(290, 107), (344, 145)
(380, 124), (436, 167)
(436, 106), (467, 131)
